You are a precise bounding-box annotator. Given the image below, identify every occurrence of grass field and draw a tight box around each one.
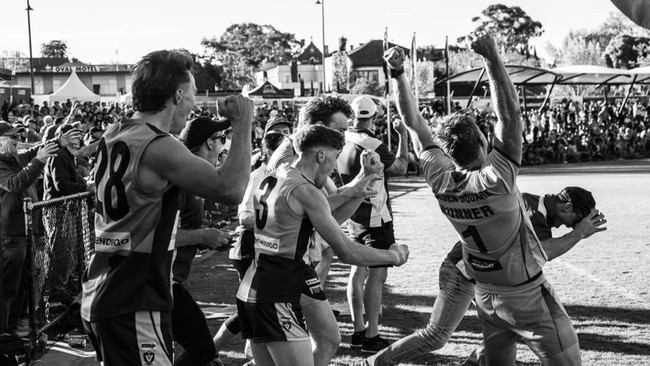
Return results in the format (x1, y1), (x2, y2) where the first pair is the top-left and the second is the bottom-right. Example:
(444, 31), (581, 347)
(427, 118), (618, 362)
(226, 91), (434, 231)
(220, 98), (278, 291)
(187, 160), (650, 366)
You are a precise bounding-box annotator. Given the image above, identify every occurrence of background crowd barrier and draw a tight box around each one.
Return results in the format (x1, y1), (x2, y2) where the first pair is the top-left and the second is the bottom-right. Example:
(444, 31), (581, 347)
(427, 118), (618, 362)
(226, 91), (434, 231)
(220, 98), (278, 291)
(23, 192), (94, 358)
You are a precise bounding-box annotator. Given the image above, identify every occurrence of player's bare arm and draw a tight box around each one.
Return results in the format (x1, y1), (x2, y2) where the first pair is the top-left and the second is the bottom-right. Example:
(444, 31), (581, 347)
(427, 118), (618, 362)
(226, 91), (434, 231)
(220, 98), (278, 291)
(291, 184), (408, 267)
(140, 95), (253, 204)
(385, 119), (409, 176)
(542, 209), (607, 261)
(470, 32), (522, 163)
(328, 151), (383, 223)
(384, 47), (436, 155)
(176, 227), (232, 250)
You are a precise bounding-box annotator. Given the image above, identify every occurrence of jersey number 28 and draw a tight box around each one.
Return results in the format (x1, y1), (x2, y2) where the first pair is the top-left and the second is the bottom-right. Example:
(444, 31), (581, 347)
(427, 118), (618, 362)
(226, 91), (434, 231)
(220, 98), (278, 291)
(95, 139), (131, 221)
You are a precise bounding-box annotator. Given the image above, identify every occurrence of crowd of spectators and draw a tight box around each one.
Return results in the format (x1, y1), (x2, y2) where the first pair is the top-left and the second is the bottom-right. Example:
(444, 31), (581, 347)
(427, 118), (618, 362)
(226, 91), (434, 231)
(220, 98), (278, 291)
(416, 97), (650, 166)
(4, 94), (650, 190)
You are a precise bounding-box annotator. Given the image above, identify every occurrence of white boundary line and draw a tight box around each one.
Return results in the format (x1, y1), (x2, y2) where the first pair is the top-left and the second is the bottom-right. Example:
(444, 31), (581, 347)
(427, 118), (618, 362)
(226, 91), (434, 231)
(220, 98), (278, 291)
(553, 259), (648, 305)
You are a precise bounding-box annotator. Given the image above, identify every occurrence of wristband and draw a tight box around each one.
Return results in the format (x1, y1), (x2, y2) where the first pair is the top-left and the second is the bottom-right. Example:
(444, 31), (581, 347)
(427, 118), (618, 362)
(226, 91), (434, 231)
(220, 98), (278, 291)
(390, 67), (404, 79)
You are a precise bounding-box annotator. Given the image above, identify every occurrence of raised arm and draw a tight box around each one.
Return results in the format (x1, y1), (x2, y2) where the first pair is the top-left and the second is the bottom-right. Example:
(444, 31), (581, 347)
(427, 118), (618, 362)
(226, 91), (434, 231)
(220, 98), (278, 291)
(470, 33), (522, 162)
(384, 47), (436, 155)
(292, 184), (408, 267)
(541, 209), (607, 261)
(385, 119), (409, 176)
(143, 95), (253, 205)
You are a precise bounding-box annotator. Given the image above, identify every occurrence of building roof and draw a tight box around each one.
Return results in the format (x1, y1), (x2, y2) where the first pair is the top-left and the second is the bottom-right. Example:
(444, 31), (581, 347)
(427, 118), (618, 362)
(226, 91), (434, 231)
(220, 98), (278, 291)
(296, 41), (323, 64)
(347, 40), (410, 68)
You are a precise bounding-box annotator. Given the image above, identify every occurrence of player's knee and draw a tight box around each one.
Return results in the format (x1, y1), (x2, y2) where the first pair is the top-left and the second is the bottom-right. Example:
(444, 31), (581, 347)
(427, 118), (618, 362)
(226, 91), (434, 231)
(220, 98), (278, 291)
(313, 330), (340, 355)
(416, 324), (453, 350)
(369, 268), (388, 284)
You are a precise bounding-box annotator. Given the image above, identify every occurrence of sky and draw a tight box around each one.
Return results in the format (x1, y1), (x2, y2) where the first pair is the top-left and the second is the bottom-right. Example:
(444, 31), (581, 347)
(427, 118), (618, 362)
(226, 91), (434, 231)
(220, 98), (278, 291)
(1, 0), (623, 65)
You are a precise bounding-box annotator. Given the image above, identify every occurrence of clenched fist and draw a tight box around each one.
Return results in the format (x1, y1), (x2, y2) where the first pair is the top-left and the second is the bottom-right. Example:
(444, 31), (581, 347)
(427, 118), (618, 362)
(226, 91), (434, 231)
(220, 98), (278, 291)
(383, 47), (406, 71)
(389, 243), (409, 266)
(218, 95), (255, 128)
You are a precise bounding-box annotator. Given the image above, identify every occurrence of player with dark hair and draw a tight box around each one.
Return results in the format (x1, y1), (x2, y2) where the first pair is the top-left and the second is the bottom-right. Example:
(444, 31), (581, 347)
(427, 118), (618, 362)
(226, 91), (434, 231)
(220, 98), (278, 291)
(236, 125), (409, 366)
(266, 95), (382, 366)
(384, 33), (591, 365)
(81, 49), (253, 366)
(359, 185), (606, 366)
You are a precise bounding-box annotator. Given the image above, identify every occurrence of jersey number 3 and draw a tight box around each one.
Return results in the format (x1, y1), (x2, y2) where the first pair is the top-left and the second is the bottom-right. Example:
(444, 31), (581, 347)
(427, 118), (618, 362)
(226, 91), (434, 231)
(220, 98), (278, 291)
(255, 176), (278, 230)
(95, 139), (131, 221)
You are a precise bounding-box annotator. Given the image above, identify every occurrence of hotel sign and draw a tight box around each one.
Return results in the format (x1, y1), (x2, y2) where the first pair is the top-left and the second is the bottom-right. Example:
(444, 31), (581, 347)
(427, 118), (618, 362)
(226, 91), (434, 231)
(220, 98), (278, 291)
(44, 65), (100, 73)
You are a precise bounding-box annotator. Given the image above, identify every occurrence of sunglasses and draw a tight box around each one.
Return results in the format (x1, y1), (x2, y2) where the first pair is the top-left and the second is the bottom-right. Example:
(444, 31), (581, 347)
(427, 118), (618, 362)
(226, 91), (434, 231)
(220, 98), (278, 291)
(210, 134), (227, 144)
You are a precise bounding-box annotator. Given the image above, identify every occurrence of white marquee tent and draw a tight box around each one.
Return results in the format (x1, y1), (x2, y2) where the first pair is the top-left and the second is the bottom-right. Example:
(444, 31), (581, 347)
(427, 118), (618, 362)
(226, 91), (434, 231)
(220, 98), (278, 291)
(48, 69), (100, 103)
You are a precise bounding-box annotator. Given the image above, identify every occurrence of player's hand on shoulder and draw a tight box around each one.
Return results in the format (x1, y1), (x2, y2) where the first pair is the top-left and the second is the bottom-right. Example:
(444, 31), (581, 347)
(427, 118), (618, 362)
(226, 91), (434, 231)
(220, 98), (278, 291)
(388, 243), (409, 266)
(219, 95), (255, 127)
(383, 47), (405, 71)
(574, 208), (607, 239)
(201, 228), (232, 250)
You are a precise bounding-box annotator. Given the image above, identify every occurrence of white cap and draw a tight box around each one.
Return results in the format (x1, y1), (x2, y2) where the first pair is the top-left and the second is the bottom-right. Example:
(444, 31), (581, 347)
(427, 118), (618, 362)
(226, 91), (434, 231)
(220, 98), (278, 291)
(351, 96), (377, 119)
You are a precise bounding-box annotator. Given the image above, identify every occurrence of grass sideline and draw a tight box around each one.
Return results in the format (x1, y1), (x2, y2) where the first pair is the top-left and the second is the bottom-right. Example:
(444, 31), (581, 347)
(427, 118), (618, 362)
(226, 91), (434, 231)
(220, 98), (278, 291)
(186, 161), (650, 366)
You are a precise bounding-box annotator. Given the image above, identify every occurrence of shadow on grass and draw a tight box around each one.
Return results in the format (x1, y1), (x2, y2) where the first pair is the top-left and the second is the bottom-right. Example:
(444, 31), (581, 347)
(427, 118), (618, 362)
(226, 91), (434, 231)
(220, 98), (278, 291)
(188, 239), (650, 365)
(324, 261), (650, 360)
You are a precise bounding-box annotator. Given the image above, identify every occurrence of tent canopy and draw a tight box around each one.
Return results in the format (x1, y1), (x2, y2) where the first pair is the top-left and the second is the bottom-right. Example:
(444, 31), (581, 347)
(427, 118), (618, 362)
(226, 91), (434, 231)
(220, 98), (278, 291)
(247, 81), (293, 99)
(439, 64), (650, 86)
(440, 65), (561, 86)
(49, 69), (100, 103)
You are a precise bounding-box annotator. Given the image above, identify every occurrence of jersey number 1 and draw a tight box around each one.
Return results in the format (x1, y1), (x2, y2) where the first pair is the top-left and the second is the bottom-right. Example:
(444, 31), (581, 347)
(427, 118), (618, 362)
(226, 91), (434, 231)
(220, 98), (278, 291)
(95, 139), (131, 221)
(462, 225), (488, 253)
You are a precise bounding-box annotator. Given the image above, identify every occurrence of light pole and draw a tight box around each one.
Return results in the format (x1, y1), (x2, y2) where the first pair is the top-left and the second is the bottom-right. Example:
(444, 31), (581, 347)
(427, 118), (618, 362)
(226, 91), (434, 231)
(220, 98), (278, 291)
(316, 0), (326, 93)
(26, 0), (35, 92)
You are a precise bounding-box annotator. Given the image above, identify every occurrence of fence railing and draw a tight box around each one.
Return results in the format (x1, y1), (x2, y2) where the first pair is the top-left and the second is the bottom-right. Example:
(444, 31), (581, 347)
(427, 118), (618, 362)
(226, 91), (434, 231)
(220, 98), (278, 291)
(23, 192), (94, 358)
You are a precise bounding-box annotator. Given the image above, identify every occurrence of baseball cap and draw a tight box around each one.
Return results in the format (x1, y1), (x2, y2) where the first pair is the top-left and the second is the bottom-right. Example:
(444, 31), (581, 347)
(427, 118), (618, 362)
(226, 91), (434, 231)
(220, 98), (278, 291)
(264, 116), (293, 134)
(559, 186), (595, 219)
(179, 117), (231, 150)
(43, 115), (53, 125)
(12, 122), (25, 132)
(0, 121), (21, 137)
(351, 96), (377, 119)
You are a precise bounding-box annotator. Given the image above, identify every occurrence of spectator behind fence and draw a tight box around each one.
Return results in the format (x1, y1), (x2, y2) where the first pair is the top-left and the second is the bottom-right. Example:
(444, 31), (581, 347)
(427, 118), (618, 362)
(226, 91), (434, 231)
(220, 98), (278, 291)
(0, 121), (79, 339)
(43, 124), (93, 200)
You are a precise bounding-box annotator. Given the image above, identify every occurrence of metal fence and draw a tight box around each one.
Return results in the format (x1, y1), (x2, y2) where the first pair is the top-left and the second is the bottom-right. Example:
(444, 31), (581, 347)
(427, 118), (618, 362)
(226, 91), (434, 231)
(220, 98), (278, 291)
(23, 192), (94, 357)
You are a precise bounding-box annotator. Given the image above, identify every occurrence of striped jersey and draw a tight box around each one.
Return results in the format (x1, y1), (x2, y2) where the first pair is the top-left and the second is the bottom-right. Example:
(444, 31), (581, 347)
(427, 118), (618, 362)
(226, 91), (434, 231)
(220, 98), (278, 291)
(337, 129), (395, 228)
(420, 146), (547, 286)
(81, 121), (180, 322)
(236, 164), (314, 303)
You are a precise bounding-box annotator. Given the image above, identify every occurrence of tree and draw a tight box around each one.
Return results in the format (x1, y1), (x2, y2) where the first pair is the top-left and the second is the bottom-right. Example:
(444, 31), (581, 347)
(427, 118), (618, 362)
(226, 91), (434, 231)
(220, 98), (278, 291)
(41, 40), (68, 58)
(332, 52), (349, 92)
(459, 4), (543, 53)
(350, 78), (384, 97)
(201, 23), (300, 89)
(604, 34), (650, 69)
(202, 23), (300, 69)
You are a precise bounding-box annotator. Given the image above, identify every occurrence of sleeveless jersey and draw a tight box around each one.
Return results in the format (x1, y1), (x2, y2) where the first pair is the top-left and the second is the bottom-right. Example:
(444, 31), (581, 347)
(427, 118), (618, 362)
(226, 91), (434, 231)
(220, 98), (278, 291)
(420, 146), (547, 286)
(81, 121), (180, 322)
(236, 165), (314, 303)
(337, 129), (394, 228)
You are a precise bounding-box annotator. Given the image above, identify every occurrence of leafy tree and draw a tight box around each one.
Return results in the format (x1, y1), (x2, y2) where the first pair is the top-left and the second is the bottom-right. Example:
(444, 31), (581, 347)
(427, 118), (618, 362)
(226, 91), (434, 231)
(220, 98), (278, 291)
(604, 34), (650, 69)
(544, 31), (606, 67)
(332, 52), (349, 92)
(41, 40), (68, 58)
(350, 78), (384, 97)
(459, 4), (543, 53)
(202, 23), (300, 69)
(201, 23), (299, 89)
